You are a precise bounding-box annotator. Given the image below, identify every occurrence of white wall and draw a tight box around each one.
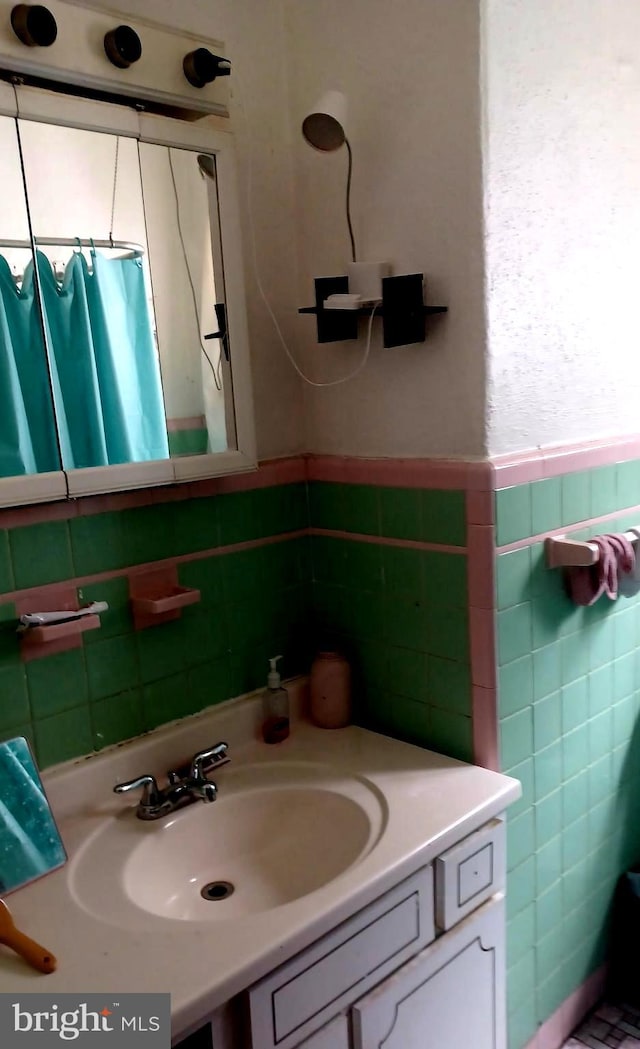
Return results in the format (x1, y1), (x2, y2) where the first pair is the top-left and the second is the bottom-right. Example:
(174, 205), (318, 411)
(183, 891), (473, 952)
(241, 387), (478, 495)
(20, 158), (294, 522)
(484, 0), (640, 456)
(285, 0), (488, 459)
(68, 0), (640, 463)
(67, 0), (486, 462)
(95, 0), (304, 461)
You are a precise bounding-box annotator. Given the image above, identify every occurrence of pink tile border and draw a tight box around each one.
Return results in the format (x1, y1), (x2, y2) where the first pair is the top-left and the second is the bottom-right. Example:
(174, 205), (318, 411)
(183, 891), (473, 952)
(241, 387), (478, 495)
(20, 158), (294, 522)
(467, 525), (495, 608)
(0, 499), (76, 530)
(165, 415), (206, 433)
(495, 458), (546, 488)
(469, 606), (497, 690)
(524, 964), (607, 1049)
(493, 433), (640, 488)
(308, 527), (466, 555)
(467, 488), (495, 525)
(6, 431), (640, 532)
(305, 454), (494, 491)
(472, 685), (499, 771)
(309, 436), (640, 491)
(216, 456), (306, 493)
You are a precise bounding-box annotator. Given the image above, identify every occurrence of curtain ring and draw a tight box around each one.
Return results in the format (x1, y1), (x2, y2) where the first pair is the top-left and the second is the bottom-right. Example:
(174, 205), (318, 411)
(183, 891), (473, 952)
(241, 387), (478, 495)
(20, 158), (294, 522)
(74, 237), (82, 254)
(89, 237), (96, 256)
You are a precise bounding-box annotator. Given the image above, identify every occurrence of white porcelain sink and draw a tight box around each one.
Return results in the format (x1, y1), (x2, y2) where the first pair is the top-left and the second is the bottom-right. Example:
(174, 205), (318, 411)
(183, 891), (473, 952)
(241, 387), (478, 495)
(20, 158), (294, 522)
(70, 761), (387, 927)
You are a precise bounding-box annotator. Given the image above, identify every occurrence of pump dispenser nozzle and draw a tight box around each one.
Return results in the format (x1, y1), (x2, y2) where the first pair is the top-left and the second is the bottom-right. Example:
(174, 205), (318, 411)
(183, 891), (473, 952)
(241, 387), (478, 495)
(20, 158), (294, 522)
(267, 655), (282, 689)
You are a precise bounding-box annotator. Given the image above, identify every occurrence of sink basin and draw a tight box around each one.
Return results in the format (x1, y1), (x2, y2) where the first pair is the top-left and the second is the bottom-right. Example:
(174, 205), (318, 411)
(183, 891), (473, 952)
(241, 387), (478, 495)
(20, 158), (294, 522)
(70, 762), (386, 927)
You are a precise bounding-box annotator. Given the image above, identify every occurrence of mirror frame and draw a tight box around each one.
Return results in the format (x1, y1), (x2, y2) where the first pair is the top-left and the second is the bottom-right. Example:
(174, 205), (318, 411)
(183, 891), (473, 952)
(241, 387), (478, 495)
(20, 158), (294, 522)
(0, 82), (256, 507)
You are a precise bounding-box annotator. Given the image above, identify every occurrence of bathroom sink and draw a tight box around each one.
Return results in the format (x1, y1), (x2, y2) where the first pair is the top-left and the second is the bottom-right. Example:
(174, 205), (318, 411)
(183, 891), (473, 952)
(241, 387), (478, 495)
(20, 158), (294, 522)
(70, 762), (386, 927)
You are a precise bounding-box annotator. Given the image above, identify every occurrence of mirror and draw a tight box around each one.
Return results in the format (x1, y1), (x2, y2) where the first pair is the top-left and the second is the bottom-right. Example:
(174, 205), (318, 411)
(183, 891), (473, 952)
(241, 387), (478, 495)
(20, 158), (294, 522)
(16, 118), (236, 474)
(0, 115), (62, 480)
(138, 142), (235, 457)
(0, 736), (66, 895)
(0, 82), (255, 503)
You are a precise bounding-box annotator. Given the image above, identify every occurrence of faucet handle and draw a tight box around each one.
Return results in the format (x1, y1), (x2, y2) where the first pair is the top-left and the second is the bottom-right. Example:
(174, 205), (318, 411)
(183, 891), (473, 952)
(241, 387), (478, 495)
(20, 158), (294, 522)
(190, 780), (218, 803)
(189, 741), (229, 779)
(113, 774), (160, 807)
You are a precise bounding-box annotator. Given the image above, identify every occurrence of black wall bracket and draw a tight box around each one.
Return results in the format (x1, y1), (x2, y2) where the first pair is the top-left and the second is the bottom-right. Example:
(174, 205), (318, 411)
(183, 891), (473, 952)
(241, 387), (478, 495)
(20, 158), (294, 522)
(299, 273), (447, 348)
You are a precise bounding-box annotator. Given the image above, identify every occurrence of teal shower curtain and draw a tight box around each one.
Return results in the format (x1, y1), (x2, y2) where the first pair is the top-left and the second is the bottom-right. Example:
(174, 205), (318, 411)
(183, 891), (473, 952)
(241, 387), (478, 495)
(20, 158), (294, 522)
(0, 249), (169, 477)
(36, 250), (169, 469)
(0, 256), (60, 476)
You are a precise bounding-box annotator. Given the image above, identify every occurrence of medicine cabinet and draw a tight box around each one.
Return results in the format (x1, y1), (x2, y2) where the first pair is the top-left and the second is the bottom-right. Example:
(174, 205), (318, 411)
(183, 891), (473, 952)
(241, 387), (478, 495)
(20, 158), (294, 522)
(0, 79), (255, 508)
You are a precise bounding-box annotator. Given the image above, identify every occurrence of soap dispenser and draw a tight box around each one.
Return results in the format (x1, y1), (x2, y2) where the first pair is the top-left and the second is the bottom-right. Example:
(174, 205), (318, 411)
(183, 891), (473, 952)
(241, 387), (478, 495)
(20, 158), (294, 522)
(261, 655), (290, 744)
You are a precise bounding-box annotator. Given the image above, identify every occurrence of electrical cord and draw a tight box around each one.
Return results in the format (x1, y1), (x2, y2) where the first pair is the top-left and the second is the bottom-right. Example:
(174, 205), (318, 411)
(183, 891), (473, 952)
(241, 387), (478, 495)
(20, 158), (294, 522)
(167, 148), (222, 392)
(345, 138), (357, 263)
(234, 72), (375, 388)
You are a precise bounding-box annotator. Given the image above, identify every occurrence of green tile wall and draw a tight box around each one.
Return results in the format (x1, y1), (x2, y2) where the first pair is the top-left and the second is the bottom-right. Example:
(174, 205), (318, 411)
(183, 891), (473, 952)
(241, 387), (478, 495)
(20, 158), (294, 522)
(309, 480), (467, 546)
(0, 483), (310, 769)
(497, 460), (640, 1049)
(308, 481), (472, 760)
(0, 477), (471, 772)
(168, 429), (209, 457)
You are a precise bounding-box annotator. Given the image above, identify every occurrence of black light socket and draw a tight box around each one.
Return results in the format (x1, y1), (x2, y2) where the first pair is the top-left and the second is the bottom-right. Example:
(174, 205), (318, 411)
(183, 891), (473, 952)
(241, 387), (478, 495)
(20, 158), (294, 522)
(183, 48), (230, 89)
(11, 4), (57, 47)
(104, 25), (142, 69)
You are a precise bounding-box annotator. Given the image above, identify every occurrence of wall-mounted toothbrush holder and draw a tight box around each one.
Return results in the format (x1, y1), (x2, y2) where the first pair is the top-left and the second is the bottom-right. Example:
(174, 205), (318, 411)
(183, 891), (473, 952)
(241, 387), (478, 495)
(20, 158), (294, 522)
(15, 586), (106, 662)
(129, 566), (200, 630)
(19, 615), (101, 651)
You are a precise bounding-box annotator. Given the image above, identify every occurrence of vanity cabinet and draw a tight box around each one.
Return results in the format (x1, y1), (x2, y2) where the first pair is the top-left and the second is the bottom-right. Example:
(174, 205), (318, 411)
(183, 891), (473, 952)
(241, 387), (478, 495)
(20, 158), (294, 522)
(351, 894), (504, 1049)
(247, 867), (435, 1049)
(287, 897), (504, 1049)
(173, 817), (506, 1049)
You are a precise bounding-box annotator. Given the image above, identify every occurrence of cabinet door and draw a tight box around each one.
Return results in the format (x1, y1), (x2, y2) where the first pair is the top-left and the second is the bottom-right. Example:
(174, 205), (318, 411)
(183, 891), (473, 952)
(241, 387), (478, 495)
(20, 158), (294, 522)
(294, 1015), (350, 1049)
(249, 866), (434, 1049)
(352, 894), (505, 1049)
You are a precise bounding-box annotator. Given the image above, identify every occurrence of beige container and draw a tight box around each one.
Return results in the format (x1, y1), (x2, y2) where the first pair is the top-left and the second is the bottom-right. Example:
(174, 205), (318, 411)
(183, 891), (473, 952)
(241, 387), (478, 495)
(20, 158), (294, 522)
(309, 651), (352, 728)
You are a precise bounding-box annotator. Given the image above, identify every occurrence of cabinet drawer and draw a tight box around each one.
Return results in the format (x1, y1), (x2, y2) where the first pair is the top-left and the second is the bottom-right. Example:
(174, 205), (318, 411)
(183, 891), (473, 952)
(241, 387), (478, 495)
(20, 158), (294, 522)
(435, 818), (504, 931)
(248, 866), (434, 1049)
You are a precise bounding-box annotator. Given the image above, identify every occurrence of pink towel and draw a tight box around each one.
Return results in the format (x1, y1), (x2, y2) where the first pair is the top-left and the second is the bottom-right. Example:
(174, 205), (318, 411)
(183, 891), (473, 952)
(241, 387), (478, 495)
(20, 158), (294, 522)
(566, 533), (635, 606)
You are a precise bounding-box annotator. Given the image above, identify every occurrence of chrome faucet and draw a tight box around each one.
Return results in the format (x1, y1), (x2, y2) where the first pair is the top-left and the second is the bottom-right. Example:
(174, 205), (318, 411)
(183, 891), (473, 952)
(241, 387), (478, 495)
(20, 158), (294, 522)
(113, 742), (230, 820)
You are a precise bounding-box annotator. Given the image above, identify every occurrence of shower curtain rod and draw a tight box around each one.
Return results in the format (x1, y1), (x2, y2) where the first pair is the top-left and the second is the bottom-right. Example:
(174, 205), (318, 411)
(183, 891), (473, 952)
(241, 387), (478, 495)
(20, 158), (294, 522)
(0, 238), (145, 257)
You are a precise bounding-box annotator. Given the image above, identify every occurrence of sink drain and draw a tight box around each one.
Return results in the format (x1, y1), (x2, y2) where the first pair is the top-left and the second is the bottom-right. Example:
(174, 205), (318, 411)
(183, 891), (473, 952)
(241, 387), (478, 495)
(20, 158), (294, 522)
(201, 880), (234, 901)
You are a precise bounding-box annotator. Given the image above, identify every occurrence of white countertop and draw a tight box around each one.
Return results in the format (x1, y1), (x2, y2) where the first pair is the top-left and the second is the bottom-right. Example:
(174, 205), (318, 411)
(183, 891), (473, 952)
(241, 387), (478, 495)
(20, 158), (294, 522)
(0, 682), (520, 1039)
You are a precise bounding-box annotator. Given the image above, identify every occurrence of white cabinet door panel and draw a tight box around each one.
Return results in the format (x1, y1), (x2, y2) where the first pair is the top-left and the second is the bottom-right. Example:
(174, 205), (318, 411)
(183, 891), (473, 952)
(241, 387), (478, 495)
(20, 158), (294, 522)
(294, 1015), (349, 1049)
(352, 894), (505, 1049)
(249, 866), (434, 1049)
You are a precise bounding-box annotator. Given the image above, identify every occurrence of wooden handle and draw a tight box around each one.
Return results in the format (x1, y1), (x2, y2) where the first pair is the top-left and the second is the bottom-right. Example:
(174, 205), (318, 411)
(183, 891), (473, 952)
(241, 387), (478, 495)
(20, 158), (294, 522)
(1, 927), (57, 974)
